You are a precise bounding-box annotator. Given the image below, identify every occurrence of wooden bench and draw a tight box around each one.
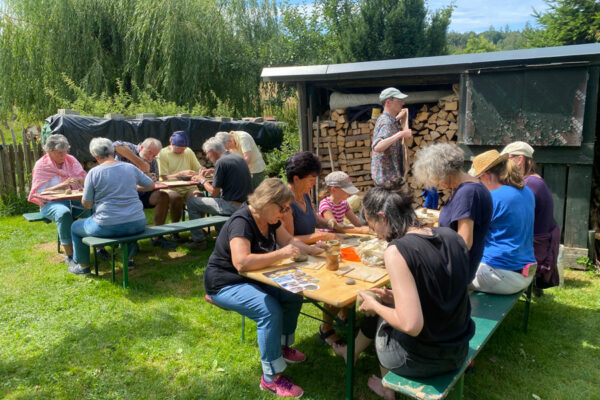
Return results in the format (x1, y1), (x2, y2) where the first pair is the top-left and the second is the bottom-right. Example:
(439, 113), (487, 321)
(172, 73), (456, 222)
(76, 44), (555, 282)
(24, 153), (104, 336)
(23, 211), (61, 253)
(382, 285), (533, 400)
(82, 215), (229, 288)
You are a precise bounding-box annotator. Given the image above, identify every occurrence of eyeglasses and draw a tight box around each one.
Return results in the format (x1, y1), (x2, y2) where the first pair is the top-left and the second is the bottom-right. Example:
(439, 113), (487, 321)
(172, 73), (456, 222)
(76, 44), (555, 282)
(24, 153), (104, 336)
(277, 203), (291, 213)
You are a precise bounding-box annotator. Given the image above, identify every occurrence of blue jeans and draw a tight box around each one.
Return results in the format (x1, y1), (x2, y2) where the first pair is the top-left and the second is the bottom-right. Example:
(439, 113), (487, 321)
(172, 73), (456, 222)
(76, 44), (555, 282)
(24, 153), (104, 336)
(187, 197), (240, 241)
(211, 282), (303, 375)
(71, 217), (147, 265)
(41, 201), (90, 245)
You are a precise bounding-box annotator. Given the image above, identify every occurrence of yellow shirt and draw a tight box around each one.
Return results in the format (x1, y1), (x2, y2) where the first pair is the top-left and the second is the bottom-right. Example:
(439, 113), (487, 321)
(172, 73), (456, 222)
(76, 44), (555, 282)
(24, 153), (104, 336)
(231, 131), (266, 174)
(157, 146), (201, 176)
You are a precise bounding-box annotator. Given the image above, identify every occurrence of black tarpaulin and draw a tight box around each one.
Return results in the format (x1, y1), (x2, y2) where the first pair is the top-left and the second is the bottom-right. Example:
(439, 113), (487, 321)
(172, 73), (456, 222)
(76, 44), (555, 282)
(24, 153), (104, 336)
(44, 114), (284, 162)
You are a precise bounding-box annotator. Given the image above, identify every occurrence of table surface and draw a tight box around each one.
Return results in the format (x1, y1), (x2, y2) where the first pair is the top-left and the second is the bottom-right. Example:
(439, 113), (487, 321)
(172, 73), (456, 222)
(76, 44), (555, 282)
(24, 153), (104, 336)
(154, 180), (200, 189)
(241, 240), (389, 308)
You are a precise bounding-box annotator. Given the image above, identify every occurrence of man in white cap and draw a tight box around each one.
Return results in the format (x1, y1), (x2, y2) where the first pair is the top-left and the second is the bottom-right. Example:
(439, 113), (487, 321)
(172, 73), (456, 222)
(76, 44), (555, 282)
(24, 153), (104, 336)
(371, 87), (412, 185)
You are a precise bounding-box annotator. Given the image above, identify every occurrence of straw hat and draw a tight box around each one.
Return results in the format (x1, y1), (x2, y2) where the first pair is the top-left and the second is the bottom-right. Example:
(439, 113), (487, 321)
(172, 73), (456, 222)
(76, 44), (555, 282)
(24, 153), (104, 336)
(471, 150), (509, 177)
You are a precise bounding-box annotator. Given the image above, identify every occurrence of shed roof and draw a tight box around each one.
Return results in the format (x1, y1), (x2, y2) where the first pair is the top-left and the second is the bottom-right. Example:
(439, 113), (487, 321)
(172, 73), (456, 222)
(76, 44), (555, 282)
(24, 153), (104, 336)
(261, 43), (600, 83)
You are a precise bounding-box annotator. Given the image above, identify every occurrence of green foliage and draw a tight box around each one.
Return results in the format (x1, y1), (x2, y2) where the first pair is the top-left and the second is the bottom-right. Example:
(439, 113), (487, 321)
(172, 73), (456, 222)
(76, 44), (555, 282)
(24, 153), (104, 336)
(448, 26), (531, 54)
(577, 255), (600, 275)
(263, 99), (301, 179)
(0, 190), (36, 217)
(323, 0), (453, 62)
(527, 0), (600, 46)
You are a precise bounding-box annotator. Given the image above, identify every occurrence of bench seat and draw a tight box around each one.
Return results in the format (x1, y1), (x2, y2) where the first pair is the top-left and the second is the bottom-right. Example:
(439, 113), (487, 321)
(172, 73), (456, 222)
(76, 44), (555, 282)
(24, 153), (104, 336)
(382, 288), (532, 400)
(82, 215), (229, 288)
(23, 211), (51, 223)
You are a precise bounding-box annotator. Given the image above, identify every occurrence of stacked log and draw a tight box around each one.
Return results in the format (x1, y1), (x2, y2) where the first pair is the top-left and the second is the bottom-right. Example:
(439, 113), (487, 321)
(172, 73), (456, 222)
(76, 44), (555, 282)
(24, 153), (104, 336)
(312, 109), (375, 192)
(405, 96), (459, 207)
(312, 95), (459, 206)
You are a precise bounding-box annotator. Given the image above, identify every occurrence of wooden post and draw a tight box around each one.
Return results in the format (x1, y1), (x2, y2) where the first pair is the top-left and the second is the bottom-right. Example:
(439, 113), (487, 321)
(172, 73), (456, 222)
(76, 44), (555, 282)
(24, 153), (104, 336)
(10, 128), (16, 144)
(6, 144), (16, 191)
(0, 128), (5, 147)
(315, 116), (320, 199)
(0, 148), (6, 191)
(15, 143), (25, 195)
(21, 129), (32, 177)
(297, 82), (309, 151)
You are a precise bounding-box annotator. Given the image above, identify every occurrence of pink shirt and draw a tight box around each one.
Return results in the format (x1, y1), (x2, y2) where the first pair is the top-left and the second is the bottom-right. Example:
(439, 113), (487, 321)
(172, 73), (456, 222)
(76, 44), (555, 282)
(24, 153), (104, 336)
(318, 197), (351, 231)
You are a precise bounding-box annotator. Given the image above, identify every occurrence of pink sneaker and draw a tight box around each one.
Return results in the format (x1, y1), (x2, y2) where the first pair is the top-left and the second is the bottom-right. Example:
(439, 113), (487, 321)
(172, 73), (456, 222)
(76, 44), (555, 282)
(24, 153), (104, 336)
(260, 374), (304, 398)
(281, 346), (306, 364)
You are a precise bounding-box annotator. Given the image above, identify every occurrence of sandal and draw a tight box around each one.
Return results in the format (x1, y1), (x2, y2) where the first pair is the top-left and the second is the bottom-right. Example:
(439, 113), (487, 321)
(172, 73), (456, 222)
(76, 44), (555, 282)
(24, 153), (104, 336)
(318, 326), (345, 347)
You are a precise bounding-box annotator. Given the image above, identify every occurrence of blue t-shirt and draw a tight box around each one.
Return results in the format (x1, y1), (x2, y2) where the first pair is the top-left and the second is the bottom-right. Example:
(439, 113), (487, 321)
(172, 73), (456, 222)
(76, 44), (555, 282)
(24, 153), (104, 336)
(481, 185), (536, 271)
(291, 194), (317, 235)
(83, 162), (153, 225)
(439, 182), (493, 281)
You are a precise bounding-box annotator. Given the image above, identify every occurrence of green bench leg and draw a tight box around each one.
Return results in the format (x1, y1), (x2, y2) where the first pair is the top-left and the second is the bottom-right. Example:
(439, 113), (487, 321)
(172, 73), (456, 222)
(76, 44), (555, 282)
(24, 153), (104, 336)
(111, 245), (117, 283)
(94, 246), (99, 275)
(345, 306), (356, 400)
(523, 282), (533, 334)
(122, 243), (129, 289)
(447, 374), (464, 400)
(57, 234), (61, 254)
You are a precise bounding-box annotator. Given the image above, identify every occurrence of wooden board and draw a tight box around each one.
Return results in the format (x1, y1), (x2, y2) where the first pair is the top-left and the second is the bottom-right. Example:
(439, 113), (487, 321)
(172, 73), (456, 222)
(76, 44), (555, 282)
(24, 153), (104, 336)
(35, 189), (84, 201)
(242, 260), (389, 308)
(564, 165), (593, 248)
(155, 180), (200, 189)
(541, 164), (567, 237)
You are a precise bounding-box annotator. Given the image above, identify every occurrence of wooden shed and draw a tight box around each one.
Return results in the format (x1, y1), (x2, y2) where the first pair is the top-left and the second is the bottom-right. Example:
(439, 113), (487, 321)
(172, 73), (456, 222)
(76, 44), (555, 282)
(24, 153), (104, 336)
(261, 44), (600, 254)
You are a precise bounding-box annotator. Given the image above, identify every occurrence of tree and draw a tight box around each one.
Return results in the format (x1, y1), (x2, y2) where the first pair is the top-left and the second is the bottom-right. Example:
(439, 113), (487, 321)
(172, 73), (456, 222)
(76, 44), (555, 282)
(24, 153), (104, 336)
(323, 0), (453, 62)
(526, 0), (600, 46)
(457, 36), (498, 54)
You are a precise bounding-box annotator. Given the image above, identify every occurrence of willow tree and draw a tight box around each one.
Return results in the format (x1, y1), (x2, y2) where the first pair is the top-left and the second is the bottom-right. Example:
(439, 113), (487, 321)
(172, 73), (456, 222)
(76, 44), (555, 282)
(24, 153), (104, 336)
(0, 0), (281, 120)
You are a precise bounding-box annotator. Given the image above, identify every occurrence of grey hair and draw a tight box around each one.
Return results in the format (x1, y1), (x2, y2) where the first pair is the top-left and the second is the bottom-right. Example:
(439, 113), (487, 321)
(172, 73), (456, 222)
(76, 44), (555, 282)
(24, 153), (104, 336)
(412, 143), (465, 186)
(215, 131), (232, 148)
(89, 137), (115, 159)
(44, 134), (70, 153)
(140, 137), (162, 150)
(202, 137), (225, 154)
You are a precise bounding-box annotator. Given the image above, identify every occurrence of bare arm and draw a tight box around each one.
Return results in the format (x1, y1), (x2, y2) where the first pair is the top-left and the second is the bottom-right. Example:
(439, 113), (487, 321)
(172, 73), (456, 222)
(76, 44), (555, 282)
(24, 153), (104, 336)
(243, 151), (252, 165)
(230, 236), (300, 272)
(282, 208), (337, 244)
(82, 200), (94, 209)
(373, 129), (412, 152)
(276, 225), (324, 256)
(456, 218), (474, 250)
(114, 145), (150, 173)
(358, 245), (423, 336)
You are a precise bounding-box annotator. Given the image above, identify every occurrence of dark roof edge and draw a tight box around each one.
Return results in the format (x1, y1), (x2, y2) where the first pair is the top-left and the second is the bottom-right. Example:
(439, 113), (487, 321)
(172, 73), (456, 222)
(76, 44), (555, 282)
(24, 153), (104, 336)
(261, 43), (600, 83)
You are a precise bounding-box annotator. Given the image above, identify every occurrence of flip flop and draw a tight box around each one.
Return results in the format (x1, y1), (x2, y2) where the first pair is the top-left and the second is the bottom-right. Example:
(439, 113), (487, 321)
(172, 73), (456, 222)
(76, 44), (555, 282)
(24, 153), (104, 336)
(318, 326), (345, 346)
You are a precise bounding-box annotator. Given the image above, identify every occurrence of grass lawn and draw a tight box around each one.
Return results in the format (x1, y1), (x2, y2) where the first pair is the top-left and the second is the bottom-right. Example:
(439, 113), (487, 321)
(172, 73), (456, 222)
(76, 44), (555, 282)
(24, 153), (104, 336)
(1, 214), (599, 399)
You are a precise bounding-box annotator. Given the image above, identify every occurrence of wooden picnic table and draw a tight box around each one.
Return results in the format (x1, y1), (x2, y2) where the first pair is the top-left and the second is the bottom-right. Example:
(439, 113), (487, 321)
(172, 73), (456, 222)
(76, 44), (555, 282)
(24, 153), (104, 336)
(33, 180), (199, 202)
(241, 235), (389, 400)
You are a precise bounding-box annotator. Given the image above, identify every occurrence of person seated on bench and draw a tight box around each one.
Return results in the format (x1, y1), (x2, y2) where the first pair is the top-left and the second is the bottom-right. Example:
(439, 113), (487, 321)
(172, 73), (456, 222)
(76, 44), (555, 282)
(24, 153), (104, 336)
(413, 143), (493, 282)
(281, 151), (340, 347)
(187, 137), (252, 249)
(501, 141), (560, 295)
(332, 181), (475, 400)
(157, 131), (202, 226)
(114, 138), (176, 249)
(469, 150), (536, 295)
(204, 178), (323, 398)
(28, 134), (90, 264)
(68, 138), (154, 274)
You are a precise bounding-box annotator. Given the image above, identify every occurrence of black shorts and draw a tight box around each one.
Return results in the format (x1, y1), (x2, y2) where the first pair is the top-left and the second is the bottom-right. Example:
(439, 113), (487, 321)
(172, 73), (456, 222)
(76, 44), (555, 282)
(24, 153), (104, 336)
(139, 191), (155, 208)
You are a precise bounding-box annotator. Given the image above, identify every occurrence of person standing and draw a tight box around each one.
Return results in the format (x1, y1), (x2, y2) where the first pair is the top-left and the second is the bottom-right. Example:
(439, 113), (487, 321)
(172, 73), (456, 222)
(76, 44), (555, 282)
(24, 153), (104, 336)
(371, 87), (412, 185)
(114, 138), (176, 248)
(215, 130), (266, 190)
(187, 137), (252, 249)
(501, 141), (560, 295)
(156, 131), (202, 224)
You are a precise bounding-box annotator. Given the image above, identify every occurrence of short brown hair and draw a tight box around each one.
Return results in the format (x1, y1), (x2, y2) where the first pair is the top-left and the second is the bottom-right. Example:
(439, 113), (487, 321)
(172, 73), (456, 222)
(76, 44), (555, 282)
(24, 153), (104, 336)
(248, 178), (294, 210)
(487, 159), (525, 189)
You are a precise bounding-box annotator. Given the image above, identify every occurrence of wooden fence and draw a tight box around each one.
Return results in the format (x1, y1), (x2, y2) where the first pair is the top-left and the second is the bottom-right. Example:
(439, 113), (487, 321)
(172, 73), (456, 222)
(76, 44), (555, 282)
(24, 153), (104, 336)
(0, 128), (43, 196)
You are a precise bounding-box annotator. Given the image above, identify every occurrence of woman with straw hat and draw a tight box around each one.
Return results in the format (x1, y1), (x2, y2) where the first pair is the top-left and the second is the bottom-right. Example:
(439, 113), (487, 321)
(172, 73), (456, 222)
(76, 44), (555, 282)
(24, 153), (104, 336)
(501, 142), (560, 295)
(469, 150), (536, 295)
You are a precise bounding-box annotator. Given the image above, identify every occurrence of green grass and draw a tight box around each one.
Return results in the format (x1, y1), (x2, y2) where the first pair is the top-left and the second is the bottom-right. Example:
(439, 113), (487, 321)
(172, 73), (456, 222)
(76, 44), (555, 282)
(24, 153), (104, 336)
(1, 214), (599, 399)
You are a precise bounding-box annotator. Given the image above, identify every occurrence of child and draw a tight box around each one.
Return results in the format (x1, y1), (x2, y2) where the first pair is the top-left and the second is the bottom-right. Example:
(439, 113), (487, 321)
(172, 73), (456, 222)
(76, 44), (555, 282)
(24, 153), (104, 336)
(318, 171), (369, 234)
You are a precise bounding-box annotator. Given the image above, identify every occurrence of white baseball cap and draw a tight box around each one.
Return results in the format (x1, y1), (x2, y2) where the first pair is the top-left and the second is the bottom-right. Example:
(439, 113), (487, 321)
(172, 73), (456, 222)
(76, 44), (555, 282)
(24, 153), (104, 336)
(379, 87), (408, 103)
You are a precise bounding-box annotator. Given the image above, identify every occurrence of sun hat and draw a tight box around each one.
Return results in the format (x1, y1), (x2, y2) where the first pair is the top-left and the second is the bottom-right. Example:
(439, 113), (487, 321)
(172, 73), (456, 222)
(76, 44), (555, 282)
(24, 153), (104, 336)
(500, 141), (534, 158)
(471, 150), (509, 178)
(171, 131), (189, 147)
(325, 171), (359, 195)
(379, 87), (408, 103)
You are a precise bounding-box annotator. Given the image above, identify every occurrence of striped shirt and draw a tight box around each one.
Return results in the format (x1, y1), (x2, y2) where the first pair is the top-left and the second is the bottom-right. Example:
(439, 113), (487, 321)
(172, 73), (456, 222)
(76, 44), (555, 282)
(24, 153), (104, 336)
(318, 197), (351, 227)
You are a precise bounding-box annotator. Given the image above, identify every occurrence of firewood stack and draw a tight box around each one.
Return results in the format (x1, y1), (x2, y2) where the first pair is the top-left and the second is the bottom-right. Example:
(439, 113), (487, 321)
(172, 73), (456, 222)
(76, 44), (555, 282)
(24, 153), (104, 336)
(312, 94), (459, 207)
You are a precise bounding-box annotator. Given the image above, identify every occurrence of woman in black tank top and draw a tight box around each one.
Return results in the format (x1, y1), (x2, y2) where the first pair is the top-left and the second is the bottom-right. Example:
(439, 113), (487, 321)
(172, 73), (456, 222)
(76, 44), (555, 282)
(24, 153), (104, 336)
(332, 182), (474, 400)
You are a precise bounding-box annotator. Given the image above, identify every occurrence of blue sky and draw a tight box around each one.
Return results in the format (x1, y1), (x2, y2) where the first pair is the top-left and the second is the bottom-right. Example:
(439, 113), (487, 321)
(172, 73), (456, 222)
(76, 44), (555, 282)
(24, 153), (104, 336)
(288, 0), (551, 33)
